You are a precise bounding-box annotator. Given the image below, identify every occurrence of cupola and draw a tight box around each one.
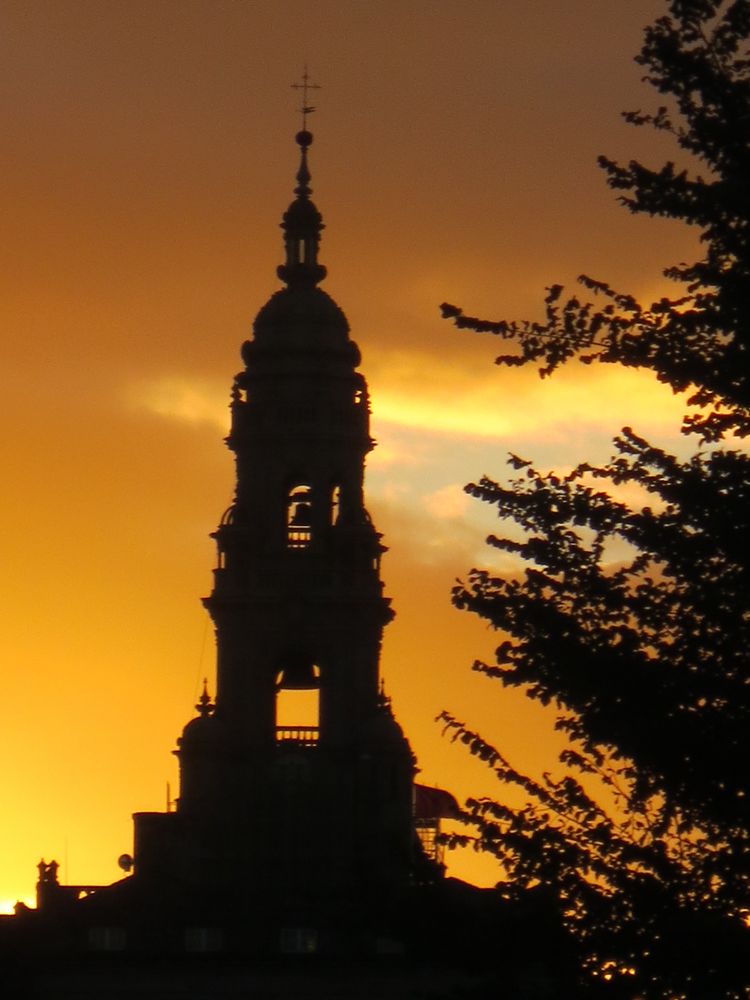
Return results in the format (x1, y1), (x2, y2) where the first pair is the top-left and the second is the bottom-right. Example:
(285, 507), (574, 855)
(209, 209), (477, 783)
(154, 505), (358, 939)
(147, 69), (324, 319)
(277, 130), (326, 288)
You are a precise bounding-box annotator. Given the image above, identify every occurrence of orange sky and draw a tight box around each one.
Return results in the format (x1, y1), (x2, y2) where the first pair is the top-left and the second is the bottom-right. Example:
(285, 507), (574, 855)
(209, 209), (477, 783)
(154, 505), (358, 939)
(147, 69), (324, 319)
(0, 0), (699, 907)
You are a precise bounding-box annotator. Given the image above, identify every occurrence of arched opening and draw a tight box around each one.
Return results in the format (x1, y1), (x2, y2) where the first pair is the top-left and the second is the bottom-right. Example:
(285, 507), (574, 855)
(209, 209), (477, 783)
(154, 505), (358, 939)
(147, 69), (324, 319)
(330, 485), (341, 525)
(287, 484), (312, 549)
(276, 660), (320, 746)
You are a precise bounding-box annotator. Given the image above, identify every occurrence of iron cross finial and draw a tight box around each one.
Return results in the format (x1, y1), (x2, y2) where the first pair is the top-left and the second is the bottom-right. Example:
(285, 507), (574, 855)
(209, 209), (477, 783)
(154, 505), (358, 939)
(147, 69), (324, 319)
(291, 66), (321, 130)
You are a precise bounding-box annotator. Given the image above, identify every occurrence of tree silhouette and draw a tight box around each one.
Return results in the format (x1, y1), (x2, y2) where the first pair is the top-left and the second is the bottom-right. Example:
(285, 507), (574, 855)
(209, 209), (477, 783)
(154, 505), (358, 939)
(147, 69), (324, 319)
(440, 3), (750, 997)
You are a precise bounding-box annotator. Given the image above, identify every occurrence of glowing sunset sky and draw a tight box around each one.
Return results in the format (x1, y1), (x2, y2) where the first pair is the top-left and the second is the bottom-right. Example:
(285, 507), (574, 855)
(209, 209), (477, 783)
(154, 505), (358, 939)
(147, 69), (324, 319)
(0, 0), (699, 907)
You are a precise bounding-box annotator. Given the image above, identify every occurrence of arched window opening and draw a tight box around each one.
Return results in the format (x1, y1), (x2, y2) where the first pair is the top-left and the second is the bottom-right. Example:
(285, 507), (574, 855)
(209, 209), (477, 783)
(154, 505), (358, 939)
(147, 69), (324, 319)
(220, 504), (236, 526)
(353, 387), (364, 406)
(330, 485), (341, 525)
(298, 238), (306, 264)
(276, 662), (320, 746)
(287, 485), (312, 549)
(231, 383), (248, 405)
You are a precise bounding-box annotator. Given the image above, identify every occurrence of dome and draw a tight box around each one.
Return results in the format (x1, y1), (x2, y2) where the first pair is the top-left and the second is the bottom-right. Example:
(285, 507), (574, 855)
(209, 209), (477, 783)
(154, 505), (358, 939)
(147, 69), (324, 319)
(243, 286), (360, 365)
(178, 713), (220, 750)
(255, 285), (348, 334)
(283, 194), (322, 230)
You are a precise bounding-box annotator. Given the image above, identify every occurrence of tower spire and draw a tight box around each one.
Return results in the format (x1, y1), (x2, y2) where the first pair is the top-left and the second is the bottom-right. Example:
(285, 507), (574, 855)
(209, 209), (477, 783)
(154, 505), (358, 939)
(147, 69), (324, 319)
(195, 678), (213, 717)
(293, 128), (313, 200)
(278, 70), (326, 288)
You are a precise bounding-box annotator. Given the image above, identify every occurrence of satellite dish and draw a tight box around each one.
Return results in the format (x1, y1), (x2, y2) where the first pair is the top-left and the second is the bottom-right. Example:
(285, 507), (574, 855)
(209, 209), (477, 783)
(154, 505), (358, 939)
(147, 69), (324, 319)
(117, 853), (134, 873)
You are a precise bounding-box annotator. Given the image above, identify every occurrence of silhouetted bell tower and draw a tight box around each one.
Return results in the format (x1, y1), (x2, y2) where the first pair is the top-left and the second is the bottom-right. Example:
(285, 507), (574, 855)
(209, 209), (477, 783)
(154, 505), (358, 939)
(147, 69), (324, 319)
(133, 126), (418, 919)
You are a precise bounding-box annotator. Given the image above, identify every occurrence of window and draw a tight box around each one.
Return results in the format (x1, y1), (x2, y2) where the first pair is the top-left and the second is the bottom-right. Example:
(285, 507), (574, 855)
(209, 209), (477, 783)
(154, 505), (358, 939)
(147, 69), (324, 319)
(185, 927), (223, 953)
(287, 485), (312, 549)
(280, 927), (318, 954)
(231, 383), (248, 404)
(415, 819), (445, 866)
(330, 485), (341, 525)
(88, 927), (127, 952)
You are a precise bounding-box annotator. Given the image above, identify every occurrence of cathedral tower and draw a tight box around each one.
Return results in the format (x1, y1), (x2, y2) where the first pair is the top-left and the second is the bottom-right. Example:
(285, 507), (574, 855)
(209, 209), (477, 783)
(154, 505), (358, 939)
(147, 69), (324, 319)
(132, 126), (420, 924)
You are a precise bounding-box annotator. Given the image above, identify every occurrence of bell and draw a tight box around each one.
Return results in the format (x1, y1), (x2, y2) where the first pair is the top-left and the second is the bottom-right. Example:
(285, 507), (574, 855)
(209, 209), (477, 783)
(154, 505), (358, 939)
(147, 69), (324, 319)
(278, 654), (319, 690)
(289, 502), (312, 527)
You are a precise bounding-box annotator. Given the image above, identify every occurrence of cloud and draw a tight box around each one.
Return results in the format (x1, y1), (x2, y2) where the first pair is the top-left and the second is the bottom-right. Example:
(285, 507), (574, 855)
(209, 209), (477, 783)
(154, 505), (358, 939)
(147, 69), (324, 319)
(127, 349), (691, 461)
(370, 350), (690, 445)
(125, 375), (229, 430)
(423, 483), (472, 520)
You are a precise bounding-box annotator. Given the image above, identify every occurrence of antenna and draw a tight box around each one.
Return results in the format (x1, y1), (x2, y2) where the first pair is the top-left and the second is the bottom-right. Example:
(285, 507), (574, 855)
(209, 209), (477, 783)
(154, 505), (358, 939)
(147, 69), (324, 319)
(291, 66), (321, 130)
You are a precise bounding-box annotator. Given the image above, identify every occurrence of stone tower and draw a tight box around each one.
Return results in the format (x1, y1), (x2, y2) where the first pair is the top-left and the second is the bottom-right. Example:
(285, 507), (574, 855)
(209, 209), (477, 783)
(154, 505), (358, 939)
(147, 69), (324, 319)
(132, 127), (419, 930)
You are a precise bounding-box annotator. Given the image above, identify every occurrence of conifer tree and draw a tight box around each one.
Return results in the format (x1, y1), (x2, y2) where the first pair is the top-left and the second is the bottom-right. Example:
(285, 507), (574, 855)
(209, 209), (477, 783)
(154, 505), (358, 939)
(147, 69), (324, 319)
(440, 3), (750, 995)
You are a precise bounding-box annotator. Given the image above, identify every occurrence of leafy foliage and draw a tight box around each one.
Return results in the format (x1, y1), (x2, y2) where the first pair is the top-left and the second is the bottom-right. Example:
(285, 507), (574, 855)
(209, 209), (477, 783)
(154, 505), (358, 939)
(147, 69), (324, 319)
(440, 3), (750, 996)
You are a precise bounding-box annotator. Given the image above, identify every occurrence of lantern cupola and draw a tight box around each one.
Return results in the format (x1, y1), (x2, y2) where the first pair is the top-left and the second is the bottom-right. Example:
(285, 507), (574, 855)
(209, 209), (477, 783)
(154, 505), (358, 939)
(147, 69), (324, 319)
(277, 129), (326, 288)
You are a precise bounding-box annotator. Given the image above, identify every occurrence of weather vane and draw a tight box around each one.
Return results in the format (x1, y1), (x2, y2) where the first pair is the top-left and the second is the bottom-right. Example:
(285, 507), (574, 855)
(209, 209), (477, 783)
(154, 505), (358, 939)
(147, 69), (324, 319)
(292, 66), (321, 130)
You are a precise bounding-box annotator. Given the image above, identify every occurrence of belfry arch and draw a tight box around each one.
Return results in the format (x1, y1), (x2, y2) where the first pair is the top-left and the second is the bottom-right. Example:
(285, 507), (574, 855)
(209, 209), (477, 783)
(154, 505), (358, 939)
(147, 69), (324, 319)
(286, 483), (313, 549)
(275, 656), (321, 740)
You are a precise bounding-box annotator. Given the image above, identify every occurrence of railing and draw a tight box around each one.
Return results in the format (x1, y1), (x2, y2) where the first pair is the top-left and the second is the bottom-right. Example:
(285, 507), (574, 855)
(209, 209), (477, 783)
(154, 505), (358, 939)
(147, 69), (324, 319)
(287, 528), (312, 549)
(276, 726), (319, 747)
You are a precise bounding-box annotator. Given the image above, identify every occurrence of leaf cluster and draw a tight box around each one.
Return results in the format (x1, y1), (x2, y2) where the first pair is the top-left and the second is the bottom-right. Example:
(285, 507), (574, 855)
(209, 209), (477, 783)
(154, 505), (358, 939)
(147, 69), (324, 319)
(438, 712), (749, 998)
(440, 3), (750, 996)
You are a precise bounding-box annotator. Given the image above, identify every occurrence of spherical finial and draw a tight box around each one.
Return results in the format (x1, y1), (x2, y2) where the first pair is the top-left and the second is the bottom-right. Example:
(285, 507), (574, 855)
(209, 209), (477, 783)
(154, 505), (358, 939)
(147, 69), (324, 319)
(296, 129), (313, 149)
